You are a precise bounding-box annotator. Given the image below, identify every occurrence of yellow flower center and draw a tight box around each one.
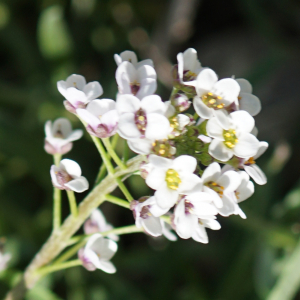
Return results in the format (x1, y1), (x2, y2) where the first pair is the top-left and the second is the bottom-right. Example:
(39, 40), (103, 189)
(223, 129), (238, 149)
(165, 169), (181, 190)
(244, 157), (255, 165)
(202, 92), (225, 110)
(205, 181), (224, 198)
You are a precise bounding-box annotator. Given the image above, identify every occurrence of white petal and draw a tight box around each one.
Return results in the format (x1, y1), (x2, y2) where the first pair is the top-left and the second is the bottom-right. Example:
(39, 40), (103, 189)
(141, 95), (165, 114)
(183, 48), (199, 71)
(142, 217), (163, 237)
(116, 95), (140, 114)
(45, 120), (52, 138)
(137, 65), (157, 80)
(57, 81), (68, 98)
(52, 118), (72, 137)
(120, 50), (138, 65)
(116, 62), (137, 84)
(114, 54), (122, 66)
(196, 68), (218, 95)
(127, 138), (152, 154)
(212, 109), (230, 130)
(236, 78), (252, 93)
(239, 93), (261, 116)
(118, 113), (141, 139)
(179, 173), (202, 194)
(172, 155), (197, 173)
(87, 99), (116, 116)
(65, 87), (88, 105)
(146, 168), (167, 190)
(193, 96), (213, 119)
(237, 177), (254, 202)
(209, 139), (233, 161)
(244, 164), (267, 185)
(66, 74), (86, 90)
(136, 59), (154, 68)
(217, 194), (237, 216)
(155, 184), (178, 209)
(145, 114), (170, 140)
(96, 260), (116, 274)
(77, 108), (100, 128)
(60, 159), (82, 177)
(177, 52), (184, 80)
(136, 78), (157, 99)
(83, 82), (103, 100)
(206, 118), (224, 140)
(230, 111), (255, 133)
(149, 155), (172, 169)
(233, 133), (259, 158)
(101, 110), (119, 130)
(203, 186), (223, 208)
(50, 165), (62, 188)
(177, 114), (190, 130)
(202, 162), (221, 183)
(192, 224), (209, 243)
(217, 170), (241, 192)
(90, 236), (118, 260)
(65, 176), (89, 192)
(254, 141), (268, 159)
(149, 202), (170, 217)
(161, 222), (177, 241)
(202, 218), (221, 230)
(213, 78), (240, 103)
(67, 129), (83, 142)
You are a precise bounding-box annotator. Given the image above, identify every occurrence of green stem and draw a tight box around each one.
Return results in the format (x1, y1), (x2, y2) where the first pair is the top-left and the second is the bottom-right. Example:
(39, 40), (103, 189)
(266, 238), (300, 300)
(105, 194), (130, 208)
(115, 178), (134, 202)
(36, 259), (82, 277)
(66, 190), (78, 218)
(53, 154), (61, 167)
(53, 188), (61, 232)
(102, 138), (127, 170)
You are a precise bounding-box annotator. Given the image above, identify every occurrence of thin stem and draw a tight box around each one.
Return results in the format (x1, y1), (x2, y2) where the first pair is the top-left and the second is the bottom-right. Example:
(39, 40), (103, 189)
(66, 190), (78, 217)
(36, 260), (82, 277)
(115, 177), (134, 202)
(53, 188), (61, 232)
(53, 154), (61, 167)
(111, 133), (119, 149)
(105, 194), (130, 208)
(102, 138), (127, 170)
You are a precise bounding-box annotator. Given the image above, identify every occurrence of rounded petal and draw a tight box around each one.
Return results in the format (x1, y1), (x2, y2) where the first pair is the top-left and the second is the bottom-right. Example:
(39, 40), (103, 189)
(177, 52), (184, 80)
(127, 138), (152, 154)
(50, 165), (62, 188)
(65, 87), (88, 105)
(230, 111), (255, 133)
(83, 82), (103, 100)
(212, 109), (230, 130)
(87, 99), (116, 116)
(142, 217), (163, 237)
(57, 80), (68, 98)
(239, 93), (261, 116)
(206, 118), (224, 140)
(96, 260), (116, 274)
(66, 74), (86, 90)
(155, 184), (178, 209)
(60, 159), (82, 177)
(172, 155), (197, 173)
(179, 173), (202, 194)
(203, 186), (223, 208)
(149, 155), (172, 169)
(183, 48), (199, 71)
(136, 78), (157, 99)
(77, 108), (100, 128)
(161, 222), (178, 241)
(114, 54), (122, 66)
(196, 68), (218, 95)
(202, 218), (221, 230)
(254, 141), (268, 159)
(149, 202), (170, 217)
(233, 133), (259, 158)
(90, 236), (118, 260)
(120, 50), (138, 65)
(244, 164), (267, 185)
(146, 168), (167, 190)
(118, 113), (141, 139)
(145, 114), (170, 140)
(236, 173), (254, 202)
(136, 59), (154, 68)
(202, 162), (221, 183)
(193, 96), (213, 119)
(45, 120), (52, 138)
(217, 170), (241, 192)
(116, 61), (137, 84)
(137, 65), (157, 80)
(209, 139), (233, 161)
(116, 95), (140, 114)
(65, 176), (89, 192)
(192, 225), (208, 243)
(213, 78), (240, 103)
(236, 78), (252, 93)
(217, 194), (237, 217)
(52, 118), (72, 137)
(141, 95), (165, 115)
(189, 195), (218, 217)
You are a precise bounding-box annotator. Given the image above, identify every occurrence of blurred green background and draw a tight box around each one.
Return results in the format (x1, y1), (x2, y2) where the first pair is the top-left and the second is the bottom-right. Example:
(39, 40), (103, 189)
(1, 0), (300, 299)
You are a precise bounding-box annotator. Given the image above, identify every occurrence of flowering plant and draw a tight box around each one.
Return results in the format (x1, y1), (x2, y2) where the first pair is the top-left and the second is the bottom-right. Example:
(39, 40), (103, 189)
(4, 48), (268, 299)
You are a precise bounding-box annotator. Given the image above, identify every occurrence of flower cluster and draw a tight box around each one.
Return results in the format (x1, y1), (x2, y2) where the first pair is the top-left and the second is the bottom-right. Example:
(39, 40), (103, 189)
(50, 49), (268, 274)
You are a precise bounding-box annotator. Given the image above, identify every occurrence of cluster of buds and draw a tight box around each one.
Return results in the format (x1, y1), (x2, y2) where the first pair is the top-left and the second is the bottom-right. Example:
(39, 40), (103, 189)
(47, 48), (268, 274)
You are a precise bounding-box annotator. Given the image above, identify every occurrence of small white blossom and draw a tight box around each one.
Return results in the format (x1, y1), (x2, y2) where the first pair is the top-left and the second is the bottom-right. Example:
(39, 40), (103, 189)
(201, 162), (241, 216)
(57, 74), (103, 113)
(50, 159), (89, 193)
(84, 209), (119, 241)
(114, 50), (153, 68)
(235, 78), (261, 116)
(177, 48), (203, 86)
(115, 61), (157, 99)
(161, 222), (177, 241)
(146, 155), (202, 210)
(77, 99), (118, 138)
(44, 118), (83, 155)
(207, 111), (259, 161)
(117, 94), (170, 141)
(193, 68), (240, 129)
(78, 234), (117, 273)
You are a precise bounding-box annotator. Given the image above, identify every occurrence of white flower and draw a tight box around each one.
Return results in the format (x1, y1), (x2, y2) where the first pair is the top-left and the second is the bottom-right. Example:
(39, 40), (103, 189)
(84, 209), (119, 241)
(177, 48), (203, 86)
(77, 99), (119, 138)
(78, 234), (117, 273)
(236, 78), (261, 116)
(207, 111), (259, 161)
(146, 155), (202, 210)
(116, 94), (170, 141)
(114, 50), (153, 68)
(240, 141), (268, 185)
(50, 159), (89, 193)
(201, 162), (241, 216)
(115, 61), (157, 99)
(174, 194), (220, 243)
(193, 68), (240, 129)
(0, 251), (11, 272)
(171, 93), (191, 112)
(57, 74), (103, 113)
(161, 222), (177, 241)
